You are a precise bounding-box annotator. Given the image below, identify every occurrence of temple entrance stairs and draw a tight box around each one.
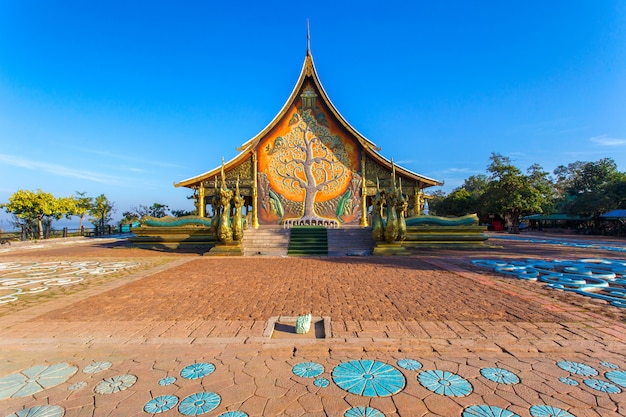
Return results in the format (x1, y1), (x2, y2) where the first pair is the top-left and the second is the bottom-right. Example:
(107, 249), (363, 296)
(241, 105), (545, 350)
(327, 226), (374, 256)
(242, 225), (375, 256)
(288, 227), (328, 256)
(241, 226), (290, 256)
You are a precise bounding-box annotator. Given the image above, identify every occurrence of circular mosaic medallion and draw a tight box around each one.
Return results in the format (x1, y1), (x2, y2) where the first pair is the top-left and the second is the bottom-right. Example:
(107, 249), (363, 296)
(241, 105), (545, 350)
(0, 362), (78, 399)
(68, 381), (88, 391)
(556, 361), (598, 377)
(292, 362), (324, 378)
(180, 363), (215, 380)
(558, 377), (579, 386)
(600, 361), (619, 369)
(94, 374), (137, 394)
(463, 404), (520, 417)
(605, 370), (626, 388)
(480, 368), (520, 385)
(529, 405), (576, 417)
(583, 378), (621, 393)
(6, 404), (65, 417)
(159, 376), (176, 386)
(344, 406), (385, 417)
(144, 395), (179, 413)
(83, 361), (112, 374)
(418, 369), (473, 397)
(332, 359), (405, 397)
(313, 377), (329, 388)
(178, 392), (221, 415)
(396, 359), (422, 371)
(218, 412), (248, 417)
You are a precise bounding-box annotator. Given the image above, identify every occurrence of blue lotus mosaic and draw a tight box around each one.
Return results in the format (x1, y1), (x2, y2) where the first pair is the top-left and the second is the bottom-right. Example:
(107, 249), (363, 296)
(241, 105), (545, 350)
(0, 362), (77, 399)
(556, 361), (598, 377)
(472, 258), (626, 308)
(178, 392), (221, 415)
(529, 405), (576, 417)
(480, 367), (520, 385)
(159, 376), (177, 386)
(418, 369), (473, 397)
(396, 358), (422, 371)
(463, 404), (519, 417)
(2, 357), (623, 416)
(180, 362), (215, 380)
(558, 377), (579, 386)
(583, 378), (621, 393)
(6, 404), (65, 417)
(292, 361), (324, 378)
(94, 374), (137, 394)
(144, 395), (179, 413)
(605, 370), (626, 387)
(344, 406), (385, 417)
(332, 359), (405, 397)
(313, 377), (330, 387)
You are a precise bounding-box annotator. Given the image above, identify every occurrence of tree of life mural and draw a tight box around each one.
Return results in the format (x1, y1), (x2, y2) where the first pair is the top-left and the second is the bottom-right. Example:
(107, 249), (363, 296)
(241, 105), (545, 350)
(267, 109), (352, 224)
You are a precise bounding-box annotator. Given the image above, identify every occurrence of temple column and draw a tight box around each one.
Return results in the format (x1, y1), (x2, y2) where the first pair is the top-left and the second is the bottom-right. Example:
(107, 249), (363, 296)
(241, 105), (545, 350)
(360, 154), (368, 227)
(252, 150), (259, 228)
(197, 185), (206, 217)
(414, 188), (422, 216)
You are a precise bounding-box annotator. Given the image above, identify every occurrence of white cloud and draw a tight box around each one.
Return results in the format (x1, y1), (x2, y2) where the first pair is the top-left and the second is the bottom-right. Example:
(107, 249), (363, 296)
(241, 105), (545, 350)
(590, 135), (626, 146)
(0, 153), (131, 186)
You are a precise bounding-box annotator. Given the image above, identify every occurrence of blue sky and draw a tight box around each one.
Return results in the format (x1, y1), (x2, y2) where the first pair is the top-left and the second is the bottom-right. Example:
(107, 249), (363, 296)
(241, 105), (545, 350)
(1, 1), (625, 226)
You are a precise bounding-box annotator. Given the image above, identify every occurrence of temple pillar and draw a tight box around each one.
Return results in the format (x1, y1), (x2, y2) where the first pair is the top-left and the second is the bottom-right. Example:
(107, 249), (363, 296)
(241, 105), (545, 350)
(360, 153), (368, 227)
(197, 186), (206, 217)
(252, 150), (259, 228)
(414, 188), (421, 216)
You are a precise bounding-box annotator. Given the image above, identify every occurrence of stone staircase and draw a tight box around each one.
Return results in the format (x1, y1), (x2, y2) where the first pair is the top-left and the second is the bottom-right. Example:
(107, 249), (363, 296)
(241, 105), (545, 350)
(327, 227), (374, 256)
(241, 226), (290, 256)
(288, 227), (328, 256)
(242, 225), (375, 256)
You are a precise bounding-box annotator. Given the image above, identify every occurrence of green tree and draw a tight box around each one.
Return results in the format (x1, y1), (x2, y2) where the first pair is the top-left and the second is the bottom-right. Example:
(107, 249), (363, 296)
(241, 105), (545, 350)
(430, 174), (489, 220)
(89, 194), (115, 232)
(2, 189), (75, 239)
(73, 191), (93, 230)
(483, 153), (548, 233)
(121, 202), (170, 224)
(554, 158), (625, 217)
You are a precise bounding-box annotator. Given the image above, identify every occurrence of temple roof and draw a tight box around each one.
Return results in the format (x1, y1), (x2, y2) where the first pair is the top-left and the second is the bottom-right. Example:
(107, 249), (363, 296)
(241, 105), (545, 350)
(176, 50), (441, 189)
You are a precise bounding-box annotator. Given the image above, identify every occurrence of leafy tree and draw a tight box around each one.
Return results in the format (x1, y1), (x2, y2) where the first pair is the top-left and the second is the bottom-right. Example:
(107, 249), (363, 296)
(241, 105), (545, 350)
(73, 191), (93, 230)
(429, 174), (489, 221)
(171, 208), (197, 217)
(2, 189), (75, 239)
(89, 194), (115, 231)
(554, 158), (626, 217)
(121, 202), (170, 224)
(483, 153), (548, 233)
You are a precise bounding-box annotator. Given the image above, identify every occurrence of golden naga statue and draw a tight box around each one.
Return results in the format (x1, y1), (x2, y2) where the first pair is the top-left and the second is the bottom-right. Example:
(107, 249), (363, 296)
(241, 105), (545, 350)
(217, 162), (234, 244)
(371, 178), (384, 242)
(232, 177), (245, 242)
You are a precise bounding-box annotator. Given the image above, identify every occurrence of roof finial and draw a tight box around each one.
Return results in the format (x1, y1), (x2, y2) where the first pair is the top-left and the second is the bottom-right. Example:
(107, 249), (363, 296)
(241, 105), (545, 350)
(307, 19), (311, 56)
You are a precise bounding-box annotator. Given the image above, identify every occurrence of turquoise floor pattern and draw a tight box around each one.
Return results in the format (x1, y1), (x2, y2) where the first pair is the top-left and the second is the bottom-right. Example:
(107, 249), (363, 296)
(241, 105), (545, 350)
(471, 258), (626, 308)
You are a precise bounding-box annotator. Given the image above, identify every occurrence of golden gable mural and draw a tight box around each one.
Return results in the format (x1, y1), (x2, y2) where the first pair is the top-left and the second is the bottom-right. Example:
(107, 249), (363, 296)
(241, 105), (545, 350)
(175, 49), (440, 229)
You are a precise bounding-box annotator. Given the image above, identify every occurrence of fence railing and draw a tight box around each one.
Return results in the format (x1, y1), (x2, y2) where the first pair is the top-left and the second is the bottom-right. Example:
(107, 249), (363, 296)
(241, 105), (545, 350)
(0, 224), (137, 242)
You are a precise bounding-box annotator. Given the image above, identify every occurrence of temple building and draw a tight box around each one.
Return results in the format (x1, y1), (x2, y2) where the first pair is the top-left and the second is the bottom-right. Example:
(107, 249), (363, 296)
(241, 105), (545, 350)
(175, 48), (441, 229)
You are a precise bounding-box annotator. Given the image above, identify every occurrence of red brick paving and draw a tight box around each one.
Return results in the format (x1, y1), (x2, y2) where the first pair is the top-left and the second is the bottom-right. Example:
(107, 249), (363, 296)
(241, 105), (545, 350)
(0, 235), (624, 416)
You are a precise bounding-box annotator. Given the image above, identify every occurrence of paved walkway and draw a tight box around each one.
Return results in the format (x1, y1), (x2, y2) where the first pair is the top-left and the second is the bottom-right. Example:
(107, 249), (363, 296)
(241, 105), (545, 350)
(0, 236), (624, 416)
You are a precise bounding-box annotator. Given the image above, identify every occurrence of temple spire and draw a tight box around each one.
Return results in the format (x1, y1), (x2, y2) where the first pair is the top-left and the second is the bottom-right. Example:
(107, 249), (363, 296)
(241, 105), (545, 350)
(307, 19), (311, 56)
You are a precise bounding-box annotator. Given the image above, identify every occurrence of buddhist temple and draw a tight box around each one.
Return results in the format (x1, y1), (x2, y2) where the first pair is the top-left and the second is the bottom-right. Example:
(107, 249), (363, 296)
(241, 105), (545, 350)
(174, 46), (441, 229)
